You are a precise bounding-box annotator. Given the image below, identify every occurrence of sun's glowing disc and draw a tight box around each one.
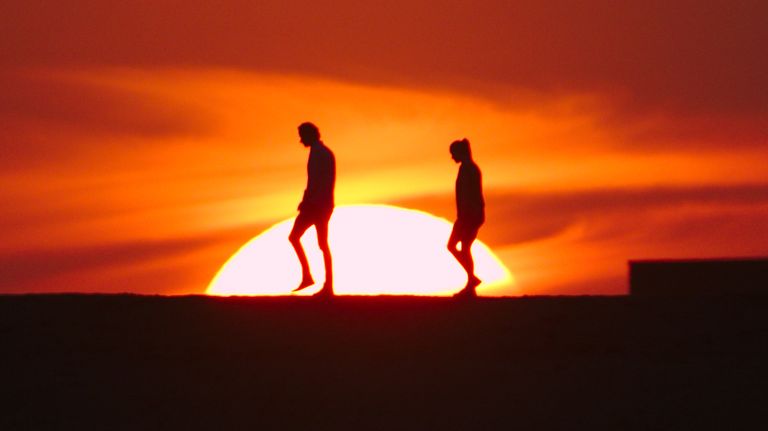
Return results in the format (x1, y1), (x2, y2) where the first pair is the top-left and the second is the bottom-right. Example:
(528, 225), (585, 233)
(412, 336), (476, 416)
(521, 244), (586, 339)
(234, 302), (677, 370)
(207, 204), (512, 296)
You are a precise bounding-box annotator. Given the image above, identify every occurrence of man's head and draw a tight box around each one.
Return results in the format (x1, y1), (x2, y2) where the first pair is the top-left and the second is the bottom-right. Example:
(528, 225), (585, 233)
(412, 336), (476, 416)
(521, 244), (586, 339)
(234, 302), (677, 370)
(450, 138), (472, 163)
(298, 122), (321, 147)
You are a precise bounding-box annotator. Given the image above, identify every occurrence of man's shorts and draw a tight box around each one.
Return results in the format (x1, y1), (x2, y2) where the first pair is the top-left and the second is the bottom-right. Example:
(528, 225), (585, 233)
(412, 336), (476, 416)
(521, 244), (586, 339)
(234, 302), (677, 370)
(451, 216), (484, 242)
(294, 205), (333, 229)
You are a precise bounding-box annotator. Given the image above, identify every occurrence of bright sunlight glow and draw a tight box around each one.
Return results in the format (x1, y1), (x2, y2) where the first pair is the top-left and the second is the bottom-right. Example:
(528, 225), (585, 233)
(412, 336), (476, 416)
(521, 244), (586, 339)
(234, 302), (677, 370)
(207, 205), (513, 296)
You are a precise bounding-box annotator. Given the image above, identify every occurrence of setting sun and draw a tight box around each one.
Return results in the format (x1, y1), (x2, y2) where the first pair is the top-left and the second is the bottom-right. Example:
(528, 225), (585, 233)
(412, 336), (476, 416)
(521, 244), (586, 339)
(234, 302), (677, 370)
(207, 205), (512, 296)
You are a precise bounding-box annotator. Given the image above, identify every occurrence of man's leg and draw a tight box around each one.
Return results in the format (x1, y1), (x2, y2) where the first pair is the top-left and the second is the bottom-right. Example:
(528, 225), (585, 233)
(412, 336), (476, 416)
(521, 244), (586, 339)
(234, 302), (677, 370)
(289, 212), (315, 291)
(314, 211), (334, 296)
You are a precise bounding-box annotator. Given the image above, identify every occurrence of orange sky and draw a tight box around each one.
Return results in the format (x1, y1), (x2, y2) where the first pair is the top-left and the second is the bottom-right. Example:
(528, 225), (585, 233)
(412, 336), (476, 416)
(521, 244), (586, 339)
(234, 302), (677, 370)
(1, 1), (767, 295)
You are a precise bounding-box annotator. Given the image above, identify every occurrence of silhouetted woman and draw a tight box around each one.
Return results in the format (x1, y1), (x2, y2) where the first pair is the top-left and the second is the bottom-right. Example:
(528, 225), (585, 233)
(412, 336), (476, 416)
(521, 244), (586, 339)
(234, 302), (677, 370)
(448, 138), (485, 298)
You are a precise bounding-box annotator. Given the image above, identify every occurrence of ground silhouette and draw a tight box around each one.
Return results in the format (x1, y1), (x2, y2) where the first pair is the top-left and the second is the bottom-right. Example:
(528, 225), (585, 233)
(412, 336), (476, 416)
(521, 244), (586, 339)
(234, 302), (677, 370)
(631, 258), (768, 296)
(2, 294), (766, 430)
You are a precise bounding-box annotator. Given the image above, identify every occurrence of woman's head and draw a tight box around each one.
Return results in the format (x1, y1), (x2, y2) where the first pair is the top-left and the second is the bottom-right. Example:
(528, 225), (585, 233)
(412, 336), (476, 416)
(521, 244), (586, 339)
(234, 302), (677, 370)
(450, 138), (472, 162)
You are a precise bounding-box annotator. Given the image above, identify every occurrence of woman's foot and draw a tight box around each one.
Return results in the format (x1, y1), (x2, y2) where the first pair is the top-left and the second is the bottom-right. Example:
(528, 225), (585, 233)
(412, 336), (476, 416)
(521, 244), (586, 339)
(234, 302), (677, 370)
(453, 287), (478, 299)
(292, 276), (315, 292)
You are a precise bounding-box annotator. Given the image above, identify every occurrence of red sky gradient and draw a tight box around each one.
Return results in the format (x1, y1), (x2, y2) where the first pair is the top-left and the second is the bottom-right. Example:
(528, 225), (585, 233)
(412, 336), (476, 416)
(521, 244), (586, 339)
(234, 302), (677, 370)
(1, 1), (767, 295)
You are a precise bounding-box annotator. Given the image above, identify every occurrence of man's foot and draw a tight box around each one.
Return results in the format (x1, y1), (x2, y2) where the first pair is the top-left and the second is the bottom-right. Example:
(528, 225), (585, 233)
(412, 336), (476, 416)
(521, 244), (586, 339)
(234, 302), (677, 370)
(292, 276), (315, 292)
(453, 287), (478, 299)
(313, 283), (334, 299)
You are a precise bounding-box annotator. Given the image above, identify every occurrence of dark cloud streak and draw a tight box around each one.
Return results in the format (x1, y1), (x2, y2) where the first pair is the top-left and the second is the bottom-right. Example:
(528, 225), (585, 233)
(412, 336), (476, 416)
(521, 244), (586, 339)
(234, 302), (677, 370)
(0, 71), (211, 169)
(0, 73), (206, 137)
(396, 183), (768, 247)
(2, 1), (766, 117)
(0, 226), (260, 293)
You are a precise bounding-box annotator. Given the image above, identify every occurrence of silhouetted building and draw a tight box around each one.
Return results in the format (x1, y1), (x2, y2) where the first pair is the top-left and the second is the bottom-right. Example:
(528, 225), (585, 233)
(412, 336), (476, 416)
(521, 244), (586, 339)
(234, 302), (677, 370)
(629, 258), (768, 296)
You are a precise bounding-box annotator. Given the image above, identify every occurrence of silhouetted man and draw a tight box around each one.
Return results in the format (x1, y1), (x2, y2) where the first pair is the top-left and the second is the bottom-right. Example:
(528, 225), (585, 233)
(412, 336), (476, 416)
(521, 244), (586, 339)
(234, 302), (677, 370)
(448, 138), (485, 298)
(290, 122), (336, 297)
